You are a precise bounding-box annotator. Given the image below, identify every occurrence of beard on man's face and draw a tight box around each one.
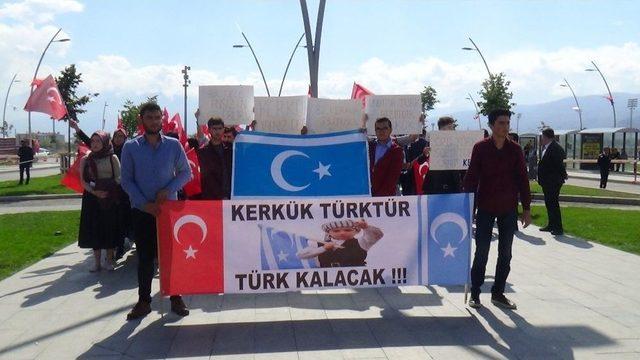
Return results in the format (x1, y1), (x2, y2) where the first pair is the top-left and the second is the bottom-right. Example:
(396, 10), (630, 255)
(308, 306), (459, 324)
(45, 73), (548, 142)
(143, 123), (161, 135)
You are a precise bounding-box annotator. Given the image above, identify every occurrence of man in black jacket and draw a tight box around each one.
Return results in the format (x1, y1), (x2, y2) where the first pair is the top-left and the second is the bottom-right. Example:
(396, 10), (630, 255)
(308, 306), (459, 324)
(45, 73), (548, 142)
(597, 148), (611, 189)
(537, 128), (567, 235)
(17, 139), (34, 185)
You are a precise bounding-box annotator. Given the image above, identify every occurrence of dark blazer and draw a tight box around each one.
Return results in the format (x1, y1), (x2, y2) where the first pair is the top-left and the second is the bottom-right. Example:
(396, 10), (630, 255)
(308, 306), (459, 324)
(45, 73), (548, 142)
(537, 141), (567, 187)
(368, 140), (403, 197)
(17, 145), (34, 167)
(197, 142), (233, 200)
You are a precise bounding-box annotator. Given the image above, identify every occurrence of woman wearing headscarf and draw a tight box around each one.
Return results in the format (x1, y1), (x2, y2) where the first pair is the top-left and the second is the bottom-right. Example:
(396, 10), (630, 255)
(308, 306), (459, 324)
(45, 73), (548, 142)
(78, 131), (123, 272)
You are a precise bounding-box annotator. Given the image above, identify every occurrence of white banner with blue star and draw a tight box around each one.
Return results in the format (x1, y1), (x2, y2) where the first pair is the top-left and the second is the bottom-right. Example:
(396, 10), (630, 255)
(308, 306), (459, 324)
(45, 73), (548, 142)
(232, 130), (371, 198)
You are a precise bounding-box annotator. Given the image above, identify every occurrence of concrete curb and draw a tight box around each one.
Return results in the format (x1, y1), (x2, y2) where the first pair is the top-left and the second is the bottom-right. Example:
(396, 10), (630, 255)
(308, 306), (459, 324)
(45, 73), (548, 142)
(0, 165), (60, 174)
(568, 173), (639, 186)
(0, 193), (81, 203)
(531, 193), (640, 206)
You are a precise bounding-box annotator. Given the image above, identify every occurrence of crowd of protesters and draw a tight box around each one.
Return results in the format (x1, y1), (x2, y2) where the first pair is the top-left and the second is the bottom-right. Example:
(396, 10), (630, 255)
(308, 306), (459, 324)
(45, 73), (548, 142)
(58, 102), (557, 319)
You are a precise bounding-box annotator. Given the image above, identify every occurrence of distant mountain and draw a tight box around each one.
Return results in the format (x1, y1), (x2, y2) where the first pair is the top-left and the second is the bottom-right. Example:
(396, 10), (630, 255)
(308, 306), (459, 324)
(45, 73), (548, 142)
(435, 92), (640, 133)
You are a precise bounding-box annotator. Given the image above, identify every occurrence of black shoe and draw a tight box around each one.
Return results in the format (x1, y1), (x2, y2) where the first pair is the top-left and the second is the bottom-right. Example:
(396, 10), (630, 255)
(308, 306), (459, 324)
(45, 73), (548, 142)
(539, 226), (552, 232)
(491, 294), (517, 310)
(126, 301), (151, 321)
(468, 295), (482, 309)
(551, 229), (564, 236)
(170, 296), (190, 317)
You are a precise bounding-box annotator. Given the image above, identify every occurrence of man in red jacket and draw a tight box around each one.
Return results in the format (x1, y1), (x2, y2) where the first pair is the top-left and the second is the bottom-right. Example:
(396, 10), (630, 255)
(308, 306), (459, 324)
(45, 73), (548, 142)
(463, 109), (531, 311)
(369, 117), (403, 196)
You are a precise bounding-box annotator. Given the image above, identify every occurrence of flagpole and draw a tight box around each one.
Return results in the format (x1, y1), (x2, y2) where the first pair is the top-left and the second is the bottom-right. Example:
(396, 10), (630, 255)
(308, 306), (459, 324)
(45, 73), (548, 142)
(28, 28), (70, 140)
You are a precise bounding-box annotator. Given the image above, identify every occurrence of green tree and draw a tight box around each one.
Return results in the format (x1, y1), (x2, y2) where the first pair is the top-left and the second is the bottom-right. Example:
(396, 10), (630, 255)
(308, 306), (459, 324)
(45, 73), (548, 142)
(120, 96), (158, 138)
(477, 72), (515, 116)
(420, 85), (439, 115)
(56, 64), (98, 122)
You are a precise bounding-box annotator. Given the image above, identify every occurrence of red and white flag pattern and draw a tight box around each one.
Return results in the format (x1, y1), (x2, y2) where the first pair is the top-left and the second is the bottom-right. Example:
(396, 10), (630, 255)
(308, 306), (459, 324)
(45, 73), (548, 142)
(158, 201), (224, 295)
(24, 75), (67, 120)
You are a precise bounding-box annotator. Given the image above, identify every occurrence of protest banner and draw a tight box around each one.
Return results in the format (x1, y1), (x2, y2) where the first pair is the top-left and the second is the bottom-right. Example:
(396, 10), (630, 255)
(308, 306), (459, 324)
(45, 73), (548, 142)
(365, 95), (422, 135)
(198, 85), (254, 126)
(232, 130), (371, 198)
(254, 96), (307, 134)
(428, 130), (484, 170)
(157, 193), (473, 295)
(305, 98), (362, 134)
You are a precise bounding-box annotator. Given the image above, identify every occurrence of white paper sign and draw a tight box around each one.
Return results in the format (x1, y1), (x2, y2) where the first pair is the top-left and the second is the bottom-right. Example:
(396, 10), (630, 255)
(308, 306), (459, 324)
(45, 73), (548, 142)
(428, 130), (485, 170)
(305, 98), (362, 134)
(254, 96), (308, 134)
(198, 85), (254, 126)
(365, 95), (422, 135)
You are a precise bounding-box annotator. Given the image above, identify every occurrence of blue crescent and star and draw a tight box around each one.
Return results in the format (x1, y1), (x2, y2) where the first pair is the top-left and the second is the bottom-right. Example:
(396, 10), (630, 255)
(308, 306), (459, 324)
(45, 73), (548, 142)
(270, 150), (332, 192)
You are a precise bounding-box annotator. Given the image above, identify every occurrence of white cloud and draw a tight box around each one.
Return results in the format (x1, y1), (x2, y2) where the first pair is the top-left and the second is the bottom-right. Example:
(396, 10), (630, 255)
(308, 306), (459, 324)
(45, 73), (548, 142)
(0, 0), (83, 23)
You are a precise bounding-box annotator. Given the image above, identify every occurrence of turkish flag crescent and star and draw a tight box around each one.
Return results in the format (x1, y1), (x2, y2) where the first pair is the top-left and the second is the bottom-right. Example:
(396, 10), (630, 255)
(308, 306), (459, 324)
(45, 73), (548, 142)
(24, 75), (68, 120)
(157, 200), (224, 295)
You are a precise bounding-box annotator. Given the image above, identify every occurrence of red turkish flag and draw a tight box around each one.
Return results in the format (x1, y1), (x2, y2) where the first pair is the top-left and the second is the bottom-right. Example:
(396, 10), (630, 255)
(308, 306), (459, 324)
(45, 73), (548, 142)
(158, 200), (224, 295)
(116, 115), (123, 130)
(24, 75), (67, 120)
(170, 113), (187, 144)
(183, 148), (202, 197)
(162, 107), (170, 129)
(412, 159), (429, 195)
(351, 82), (373, 108)
(60, 145), (89, 193)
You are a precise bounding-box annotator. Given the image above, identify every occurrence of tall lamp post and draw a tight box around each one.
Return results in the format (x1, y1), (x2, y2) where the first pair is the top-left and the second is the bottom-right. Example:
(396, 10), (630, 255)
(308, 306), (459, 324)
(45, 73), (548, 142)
(233, 31), (271, 97)
(466, 93), (481, 129)
(182, 66), (190, 134)
(300, 0), (326, 98)
(560, 78), (583, 130)
(2, 74), (20, 138)
(585, 60), (617, 127)
(627, 98), (637, 128)
(28, 28), (70, 138)
(462, 37), (492, 78)
(278, 33), (306, 97)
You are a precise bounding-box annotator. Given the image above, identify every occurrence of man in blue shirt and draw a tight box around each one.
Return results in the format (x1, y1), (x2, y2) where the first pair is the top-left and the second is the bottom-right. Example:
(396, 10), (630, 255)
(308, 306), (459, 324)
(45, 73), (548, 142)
(121, 102), (192, 320)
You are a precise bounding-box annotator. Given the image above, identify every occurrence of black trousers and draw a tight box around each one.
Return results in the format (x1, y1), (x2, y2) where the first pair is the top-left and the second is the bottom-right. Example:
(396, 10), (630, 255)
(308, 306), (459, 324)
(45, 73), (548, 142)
(132, 209), (158, 303)
(19, 164), (30, 184)
(470, 209), (517, 297)
(600, 169), (609, 188)
(542, 183), (563, 231)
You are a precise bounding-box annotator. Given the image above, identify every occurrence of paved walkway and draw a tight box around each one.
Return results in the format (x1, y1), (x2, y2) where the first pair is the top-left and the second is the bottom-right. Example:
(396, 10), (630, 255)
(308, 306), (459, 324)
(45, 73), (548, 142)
(0, 225), (638, 359)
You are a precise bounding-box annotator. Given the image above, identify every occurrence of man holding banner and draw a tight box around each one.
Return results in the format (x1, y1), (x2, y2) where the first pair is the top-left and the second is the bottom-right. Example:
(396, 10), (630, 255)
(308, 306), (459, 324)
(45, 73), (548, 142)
(463, 109), (531, 310)
(120, 102), (192, 320)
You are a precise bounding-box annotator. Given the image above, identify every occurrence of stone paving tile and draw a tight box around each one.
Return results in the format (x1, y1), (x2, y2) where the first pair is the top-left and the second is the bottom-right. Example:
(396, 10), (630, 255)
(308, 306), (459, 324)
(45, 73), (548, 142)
(0, 224), (639, 359)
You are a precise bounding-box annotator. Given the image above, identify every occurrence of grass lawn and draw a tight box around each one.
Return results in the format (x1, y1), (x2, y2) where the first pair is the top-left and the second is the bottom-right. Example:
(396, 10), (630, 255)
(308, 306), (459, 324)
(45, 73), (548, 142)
(529, 181), (640, 199)
(0, 174), (74, 197)
(0, 211), (80, 280)
(530, 205), (640, 255)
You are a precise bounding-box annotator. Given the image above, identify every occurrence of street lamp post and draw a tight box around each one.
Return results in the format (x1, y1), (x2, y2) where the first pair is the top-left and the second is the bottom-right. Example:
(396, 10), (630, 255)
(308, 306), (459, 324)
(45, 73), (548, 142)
(233, 32), (271, 97)
(278, 33), (306, 97)
(585, 60), (617, 127)
(465, 93), (481, 129)
(28, 28), (70, 139)
(560, 78), (583, 130)
(462, 37), (492, 78)
(2, 74), (20, 138)
(182, 66), (191, 134)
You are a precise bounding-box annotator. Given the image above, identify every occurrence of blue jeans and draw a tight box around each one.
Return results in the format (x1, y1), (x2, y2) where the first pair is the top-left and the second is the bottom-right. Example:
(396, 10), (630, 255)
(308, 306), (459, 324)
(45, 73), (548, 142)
(470, 209), (517, 297)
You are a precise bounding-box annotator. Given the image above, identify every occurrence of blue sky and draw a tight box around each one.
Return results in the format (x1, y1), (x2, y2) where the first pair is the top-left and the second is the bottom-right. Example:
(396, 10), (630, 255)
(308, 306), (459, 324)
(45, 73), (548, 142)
(2, 0), (640, 135)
